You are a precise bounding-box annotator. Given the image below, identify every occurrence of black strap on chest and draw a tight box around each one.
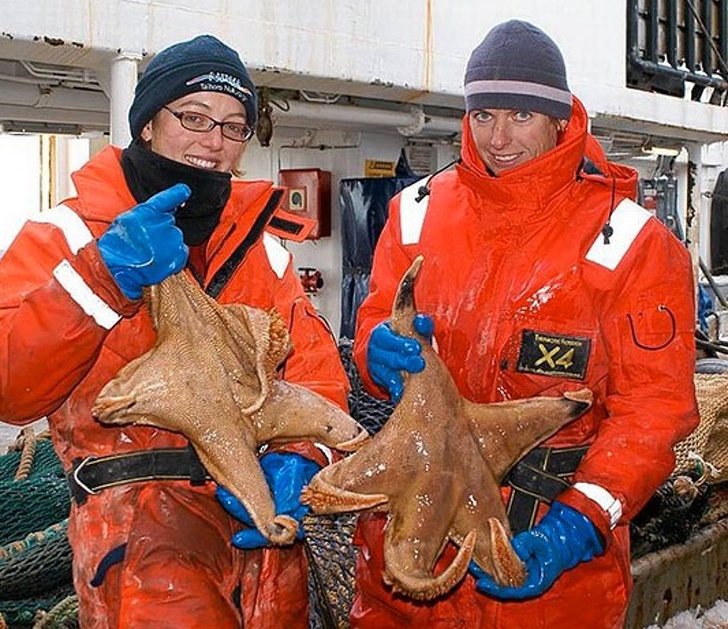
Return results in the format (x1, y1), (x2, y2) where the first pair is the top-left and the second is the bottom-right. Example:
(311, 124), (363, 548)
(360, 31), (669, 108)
(503, 445), (589, 534)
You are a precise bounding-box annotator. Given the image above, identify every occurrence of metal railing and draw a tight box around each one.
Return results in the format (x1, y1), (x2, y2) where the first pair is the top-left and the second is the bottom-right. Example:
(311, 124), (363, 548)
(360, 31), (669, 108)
(627, 0), (728, 104)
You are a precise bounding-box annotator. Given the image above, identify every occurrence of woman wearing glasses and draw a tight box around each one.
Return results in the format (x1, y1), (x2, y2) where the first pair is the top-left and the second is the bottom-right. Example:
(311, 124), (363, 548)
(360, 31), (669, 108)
(0, 35), (349, 629)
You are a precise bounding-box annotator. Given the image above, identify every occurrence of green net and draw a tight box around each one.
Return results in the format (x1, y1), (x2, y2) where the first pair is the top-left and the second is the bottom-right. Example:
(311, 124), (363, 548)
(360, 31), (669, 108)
(0, 521), (72, 601)
(338, 339), (394, 435)
(32, 594), (79, 629)
(0, 438), (70, 547)
(0, 584), (75, 628)
(0, 431), (74, 628)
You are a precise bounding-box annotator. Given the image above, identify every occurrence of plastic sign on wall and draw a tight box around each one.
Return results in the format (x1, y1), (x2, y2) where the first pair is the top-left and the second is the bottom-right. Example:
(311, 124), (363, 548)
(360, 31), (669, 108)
(364, 159), (396, 178)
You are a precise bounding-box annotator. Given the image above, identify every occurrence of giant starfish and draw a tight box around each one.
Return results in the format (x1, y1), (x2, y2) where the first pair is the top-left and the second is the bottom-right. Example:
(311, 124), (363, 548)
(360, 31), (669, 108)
(92, 271), (368, 546)
(301, 256), (592, 600)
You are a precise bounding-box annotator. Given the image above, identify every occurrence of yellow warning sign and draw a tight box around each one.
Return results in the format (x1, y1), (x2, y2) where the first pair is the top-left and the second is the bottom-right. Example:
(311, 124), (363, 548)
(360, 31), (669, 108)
(364, 159), (396, 178)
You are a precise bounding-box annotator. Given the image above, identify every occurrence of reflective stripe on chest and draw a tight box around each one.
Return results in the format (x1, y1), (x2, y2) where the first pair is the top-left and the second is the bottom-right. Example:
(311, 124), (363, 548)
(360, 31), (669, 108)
(585, 198), (651, 270)
(399, 179), (430, 245)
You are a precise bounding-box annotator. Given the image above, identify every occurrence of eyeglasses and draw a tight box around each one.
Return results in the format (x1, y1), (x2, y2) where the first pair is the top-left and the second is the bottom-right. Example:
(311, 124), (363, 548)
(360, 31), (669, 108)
(163, 106), (254, 142)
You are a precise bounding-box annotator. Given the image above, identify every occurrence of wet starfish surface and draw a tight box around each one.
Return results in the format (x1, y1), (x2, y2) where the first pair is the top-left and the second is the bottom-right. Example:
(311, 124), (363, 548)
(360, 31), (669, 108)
(301, 256), (592, 600)
(93, 272), (368, 546)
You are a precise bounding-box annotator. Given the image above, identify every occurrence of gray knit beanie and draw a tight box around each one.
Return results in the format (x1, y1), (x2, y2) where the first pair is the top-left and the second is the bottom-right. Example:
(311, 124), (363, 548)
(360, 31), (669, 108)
(464, 20), (572, 120)
(128, 35), (258, 139)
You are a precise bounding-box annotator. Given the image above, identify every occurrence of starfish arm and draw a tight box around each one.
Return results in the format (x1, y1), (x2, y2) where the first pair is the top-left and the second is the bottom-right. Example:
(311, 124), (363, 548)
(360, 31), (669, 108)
(197, 440), (299, 545)
(301, 472), (389, 513)
(486, 517), (527, 586)
(253, 380), (368, 450)
(464, 389), (592, 481)
(303, 444), (400, 499)
(383, 521), (477, 601)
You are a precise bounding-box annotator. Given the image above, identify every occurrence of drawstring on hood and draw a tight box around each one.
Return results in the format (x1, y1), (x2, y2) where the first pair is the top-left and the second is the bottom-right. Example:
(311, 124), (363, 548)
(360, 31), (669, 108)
(601, 178), (617, 245)
(415, 159), (461, 203)
(455, 97), (639, 235)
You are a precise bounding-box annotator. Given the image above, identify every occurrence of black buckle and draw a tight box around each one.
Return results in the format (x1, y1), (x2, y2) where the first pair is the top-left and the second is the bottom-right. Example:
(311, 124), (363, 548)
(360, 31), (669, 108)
(66, 446), (211, 505)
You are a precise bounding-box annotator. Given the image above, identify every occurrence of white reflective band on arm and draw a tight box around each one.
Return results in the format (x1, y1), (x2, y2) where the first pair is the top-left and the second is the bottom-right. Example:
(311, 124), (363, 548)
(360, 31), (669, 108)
(573, 482), (622, 529)
(30, 204), (94, 254)
(585, 199), (651, 271)
(263, 233), (290, 279)
(399, 179), (429, 245)
(314, 443), (334, 465)
(53, 260), (121, 330)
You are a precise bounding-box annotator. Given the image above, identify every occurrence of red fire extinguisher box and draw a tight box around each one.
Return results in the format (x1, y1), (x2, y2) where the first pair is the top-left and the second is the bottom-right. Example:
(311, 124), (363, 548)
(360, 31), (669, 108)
(278, 168), (332, 239)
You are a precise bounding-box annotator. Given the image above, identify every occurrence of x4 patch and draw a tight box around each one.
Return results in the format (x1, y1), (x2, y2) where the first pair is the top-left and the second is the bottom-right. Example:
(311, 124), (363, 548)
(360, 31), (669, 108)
(517, 329), (590, 380)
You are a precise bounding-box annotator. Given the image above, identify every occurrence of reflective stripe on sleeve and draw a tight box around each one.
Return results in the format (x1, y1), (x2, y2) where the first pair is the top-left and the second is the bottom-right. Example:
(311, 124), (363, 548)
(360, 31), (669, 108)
(585, 199), (651, 270)
(573, 481), (622, 529)
(263, 233), (291, 279)
(30, 204), (94, 254)
(53, 260), (121, 330)
(399, 180), (430, 245)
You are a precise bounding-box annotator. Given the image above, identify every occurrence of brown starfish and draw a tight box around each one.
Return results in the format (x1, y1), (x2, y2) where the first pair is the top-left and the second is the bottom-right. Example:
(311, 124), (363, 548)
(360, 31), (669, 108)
(92, 271), (368, 546)
(301, 255), (592, 600)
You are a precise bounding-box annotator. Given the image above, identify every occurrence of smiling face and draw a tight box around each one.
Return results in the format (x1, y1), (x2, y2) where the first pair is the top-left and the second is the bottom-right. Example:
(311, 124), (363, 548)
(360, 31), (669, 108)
(468, 109), (566, 176)
(141, 92), (249, 174)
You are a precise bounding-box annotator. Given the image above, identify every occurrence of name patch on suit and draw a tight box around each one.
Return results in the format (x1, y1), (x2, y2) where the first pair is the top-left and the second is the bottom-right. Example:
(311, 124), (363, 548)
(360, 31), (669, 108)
(517, 330), (590, 380)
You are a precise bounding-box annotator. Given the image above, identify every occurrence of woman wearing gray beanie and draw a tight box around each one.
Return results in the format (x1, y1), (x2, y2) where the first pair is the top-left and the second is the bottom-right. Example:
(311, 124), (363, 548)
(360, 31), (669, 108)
(0, 34), (349, 628)
(351, 19), (698, 629)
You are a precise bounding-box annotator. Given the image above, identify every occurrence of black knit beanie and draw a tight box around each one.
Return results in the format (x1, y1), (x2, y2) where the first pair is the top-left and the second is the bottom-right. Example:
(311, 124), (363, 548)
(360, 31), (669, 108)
(464, 20), (572, 120)
(128, 34), (258, 139)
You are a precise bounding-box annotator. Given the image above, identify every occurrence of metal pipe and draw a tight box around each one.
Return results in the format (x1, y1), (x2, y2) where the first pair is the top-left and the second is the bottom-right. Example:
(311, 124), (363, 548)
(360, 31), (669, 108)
(276, 100), (462, 136)
(0, 78), (108, 111)
(0, 77), (462, 137)
(109, 52), (141, 148)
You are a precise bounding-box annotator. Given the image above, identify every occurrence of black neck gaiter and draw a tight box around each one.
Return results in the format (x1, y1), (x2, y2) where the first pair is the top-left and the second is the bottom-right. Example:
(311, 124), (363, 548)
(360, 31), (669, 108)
(121, 140), (232, 245)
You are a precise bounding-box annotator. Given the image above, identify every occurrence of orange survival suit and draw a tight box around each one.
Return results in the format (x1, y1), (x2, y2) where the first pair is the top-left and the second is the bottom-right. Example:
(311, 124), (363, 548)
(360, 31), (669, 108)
(351, 98), (699, 628)
(0, 145), (349, 629)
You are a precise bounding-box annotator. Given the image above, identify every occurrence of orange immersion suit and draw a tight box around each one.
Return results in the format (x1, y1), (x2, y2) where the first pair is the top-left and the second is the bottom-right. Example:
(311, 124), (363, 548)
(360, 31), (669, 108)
(0, 145), (349, 629)
(351, 98), (699, 628)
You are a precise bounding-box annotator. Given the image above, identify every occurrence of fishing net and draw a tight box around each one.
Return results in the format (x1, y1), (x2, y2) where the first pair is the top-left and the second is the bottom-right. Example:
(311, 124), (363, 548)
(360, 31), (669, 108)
(630, 372), (728, 558)
(31, 594), (79, 629)
(0, 435), (70, 547)
(674, 373), (728, 482)
(338, 338), (394, 436)
(303, 341), (396, 628)
(304, 514), (358, 629)
(0, 429), (74, 628)
(0, 585), (75, 629)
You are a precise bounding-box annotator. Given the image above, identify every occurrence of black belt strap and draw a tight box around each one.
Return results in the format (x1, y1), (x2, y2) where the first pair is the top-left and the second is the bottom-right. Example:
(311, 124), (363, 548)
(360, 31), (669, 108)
(66, 446), (211, 505)
(503, 445), (589, 534)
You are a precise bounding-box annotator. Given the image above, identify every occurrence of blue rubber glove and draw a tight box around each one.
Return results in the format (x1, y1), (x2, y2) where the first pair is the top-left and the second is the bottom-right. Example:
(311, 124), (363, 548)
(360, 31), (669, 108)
(97, 183), (191, 299)
(216, 452), (321, 549)
(366, 314), (434, 403)
(470, 502), (604, 600)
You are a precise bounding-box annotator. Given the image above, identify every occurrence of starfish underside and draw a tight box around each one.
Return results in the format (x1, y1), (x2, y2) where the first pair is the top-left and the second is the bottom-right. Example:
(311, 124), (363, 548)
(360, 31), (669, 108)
(301, 255), (592, 600)
(92, 272), (368, 545)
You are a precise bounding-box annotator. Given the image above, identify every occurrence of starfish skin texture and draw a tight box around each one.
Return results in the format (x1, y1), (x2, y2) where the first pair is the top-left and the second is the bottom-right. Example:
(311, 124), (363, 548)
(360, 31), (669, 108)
(92, 272), (368, 546)
(301, 255), (592, 600)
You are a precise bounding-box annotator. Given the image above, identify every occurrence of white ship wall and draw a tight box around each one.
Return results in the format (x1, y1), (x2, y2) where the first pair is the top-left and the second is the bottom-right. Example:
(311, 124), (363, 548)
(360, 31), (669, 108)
(1, 1), (727, 334)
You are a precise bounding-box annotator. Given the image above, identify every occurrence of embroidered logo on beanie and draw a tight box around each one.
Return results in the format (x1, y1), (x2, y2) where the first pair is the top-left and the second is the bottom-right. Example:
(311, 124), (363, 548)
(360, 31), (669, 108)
(464, 20), (572, 121)
(185, 72), (255, 99)
(128, 35), (258, 139)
